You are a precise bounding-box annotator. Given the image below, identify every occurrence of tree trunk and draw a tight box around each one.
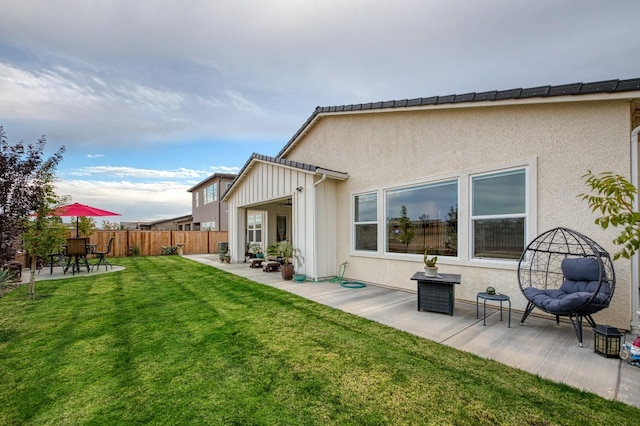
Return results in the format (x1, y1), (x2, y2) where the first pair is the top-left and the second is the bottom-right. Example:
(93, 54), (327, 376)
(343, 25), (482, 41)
(29, 255), (37, 300)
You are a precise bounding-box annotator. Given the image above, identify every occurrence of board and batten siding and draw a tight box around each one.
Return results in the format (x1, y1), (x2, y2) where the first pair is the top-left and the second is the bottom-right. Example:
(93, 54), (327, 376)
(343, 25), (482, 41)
(226, 159), (340, 279)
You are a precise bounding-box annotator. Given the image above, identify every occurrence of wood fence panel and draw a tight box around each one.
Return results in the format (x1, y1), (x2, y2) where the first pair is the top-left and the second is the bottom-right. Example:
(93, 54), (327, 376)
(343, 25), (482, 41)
(77, 230), (229, 256)
(172, 231), (208, 254)
(127, 230), (171, 256)
(209, 231), (229, 253)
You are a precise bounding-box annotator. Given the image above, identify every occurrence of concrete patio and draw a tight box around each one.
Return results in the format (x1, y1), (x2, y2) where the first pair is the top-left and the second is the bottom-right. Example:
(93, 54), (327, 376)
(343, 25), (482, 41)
(186, 254), (640, 409)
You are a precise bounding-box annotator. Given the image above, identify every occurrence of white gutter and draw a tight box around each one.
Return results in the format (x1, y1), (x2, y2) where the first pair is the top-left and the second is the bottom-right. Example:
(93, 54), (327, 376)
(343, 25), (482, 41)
(314, 173), (327, 187)
(631, 125), (640, 332)
(312, 174), (327, 282)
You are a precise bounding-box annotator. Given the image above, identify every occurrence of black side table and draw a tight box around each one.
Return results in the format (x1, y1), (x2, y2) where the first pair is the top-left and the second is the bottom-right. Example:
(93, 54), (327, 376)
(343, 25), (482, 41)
(476, 292), (511, 327)
(411, 272), (461, 316)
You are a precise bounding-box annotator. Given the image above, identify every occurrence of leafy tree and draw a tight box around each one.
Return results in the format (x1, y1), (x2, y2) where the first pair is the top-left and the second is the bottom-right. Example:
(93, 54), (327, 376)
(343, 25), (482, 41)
(101, 220), (120, 230)
(22, 196), (69, 298)
(0, 126), (65, 276)
(71, 216), (96, 237)
(581, 170), (640, 260)
(396, 205), (415, 250)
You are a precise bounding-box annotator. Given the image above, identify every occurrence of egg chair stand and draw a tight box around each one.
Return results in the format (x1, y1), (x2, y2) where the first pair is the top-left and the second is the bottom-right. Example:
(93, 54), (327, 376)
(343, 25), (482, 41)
(518, 227), (615, 347)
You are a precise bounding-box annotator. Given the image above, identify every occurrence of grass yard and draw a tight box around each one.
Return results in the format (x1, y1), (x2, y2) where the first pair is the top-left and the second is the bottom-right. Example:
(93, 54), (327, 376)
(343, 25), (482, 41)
(0, 256), (638, 425)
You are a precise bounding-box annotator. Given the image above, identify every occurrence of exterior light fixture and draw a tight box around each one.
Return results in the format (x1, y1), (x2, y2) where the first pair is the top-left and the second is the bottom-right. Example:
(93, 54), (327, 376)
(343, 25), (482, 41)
(593, 325), (623, 358)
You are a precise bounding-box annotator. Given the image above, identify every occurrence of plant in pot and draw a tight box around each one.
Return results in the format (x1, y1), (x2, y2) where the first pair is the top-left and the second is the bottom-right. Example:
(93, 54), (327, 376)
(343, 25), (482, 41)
(423, 250), (438, 277)
(248, 242), (264, 259)
(269, 240), (303, 280)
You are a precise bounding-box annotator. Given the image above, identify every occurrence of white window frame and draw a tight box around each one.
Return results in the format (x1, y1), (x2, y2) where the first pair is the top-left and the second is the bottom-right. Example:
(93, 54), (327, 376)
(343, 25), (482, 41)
(469, 167), (529, 262)
(353, 192), (379, 253)
(247, 213), (263, 244)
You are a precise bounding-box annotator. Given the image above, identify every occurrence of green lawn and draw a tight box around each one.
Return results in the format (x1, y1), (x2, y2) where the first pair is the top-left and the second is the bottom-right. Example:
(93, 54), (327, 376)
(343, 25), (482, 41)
(0, 256), (638, 425)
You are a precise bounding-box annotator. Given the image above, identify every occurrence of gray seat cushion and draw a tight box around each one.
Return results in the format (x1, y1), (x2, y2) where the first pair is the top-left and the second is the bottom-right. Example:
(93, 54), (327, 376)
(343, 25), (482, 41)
(523, 257), (610, 314)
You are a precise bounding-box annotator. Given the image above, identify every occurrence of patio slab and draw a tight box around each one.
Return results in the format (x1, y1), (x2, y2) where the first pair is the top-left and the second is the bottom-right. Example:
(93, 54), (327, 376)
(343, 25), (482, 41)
(188, 255), (640, 408)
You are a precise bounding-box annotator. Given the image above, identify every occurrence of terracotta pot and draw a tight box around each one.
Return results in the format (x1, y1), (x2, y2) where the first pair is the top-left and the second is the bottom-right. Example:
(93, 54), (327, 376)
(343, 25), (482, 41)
(281, 264), (294, 280)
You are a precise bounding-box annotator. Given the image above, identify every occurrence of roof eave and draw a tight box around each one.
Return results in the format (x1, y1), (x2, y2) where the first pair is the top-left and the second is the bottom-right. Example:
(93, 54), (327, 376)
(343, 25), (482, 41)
(277, 78), (640, 158)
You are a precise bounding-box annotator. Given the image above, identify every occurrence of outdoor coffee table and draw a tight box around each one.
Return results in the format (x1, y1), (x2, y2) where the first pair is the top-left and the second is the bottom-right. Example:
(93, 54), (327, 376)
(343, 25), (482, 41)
(263, 261), (280, 272)
(249, 258), (264, 268)
(410, 272), (461, 316)
(476, 292), (511, 327)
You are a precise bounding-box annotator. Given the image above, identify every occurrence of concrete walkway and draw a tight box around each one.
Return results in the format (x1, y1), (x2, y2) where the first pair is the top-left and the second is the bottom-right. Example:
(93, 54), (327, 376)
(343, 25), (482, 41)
(185, 254), (640, 409)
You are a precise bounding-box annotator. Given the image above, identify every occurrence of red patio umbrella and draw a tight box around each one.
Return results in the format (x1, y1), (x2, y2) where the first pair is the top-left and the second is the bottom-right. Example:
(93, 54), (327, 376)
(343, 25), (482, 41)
(52, 202), (121, 237)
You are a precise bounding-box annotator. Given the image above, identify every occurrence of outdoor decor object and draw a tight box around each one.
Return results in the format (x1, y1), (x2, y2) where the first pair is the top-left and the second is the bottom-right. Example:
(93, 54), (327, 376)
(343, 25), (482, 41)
(476, 291), (511, 327)
(53, 202), (121, 237)
(518, 227), (615, 347)
(411, 271), (461, 316)
(620, 336), (640, 365)
(593, 325), (622, 358)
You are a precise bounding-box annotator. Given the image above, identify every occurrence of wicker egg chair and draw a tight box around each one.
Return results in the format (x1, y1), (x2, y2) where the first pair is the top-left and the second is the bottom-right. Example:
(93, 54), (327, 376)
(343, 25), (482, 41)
(518, 227), (615, 346)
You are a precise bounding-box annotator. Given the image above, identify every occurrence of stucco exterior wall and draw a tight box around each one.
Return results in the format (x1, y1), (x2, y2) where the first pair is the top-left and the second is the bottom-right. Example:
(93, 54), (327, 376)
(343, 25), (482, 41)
(283, 99), (634, 329)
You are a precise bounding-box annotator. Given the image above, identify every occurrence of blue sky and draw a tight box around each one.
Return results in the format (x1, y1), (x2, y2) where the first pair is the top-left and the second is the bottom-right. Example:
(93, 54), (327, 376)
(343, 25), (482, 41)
(1, 0), (638, 223)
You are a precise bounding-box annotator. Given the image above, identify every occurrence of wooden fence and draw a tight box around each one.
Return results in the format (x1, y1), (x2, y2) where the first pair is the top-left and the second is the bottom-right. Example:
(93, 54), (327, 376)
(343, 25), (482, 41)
(75, 230), (229, 257)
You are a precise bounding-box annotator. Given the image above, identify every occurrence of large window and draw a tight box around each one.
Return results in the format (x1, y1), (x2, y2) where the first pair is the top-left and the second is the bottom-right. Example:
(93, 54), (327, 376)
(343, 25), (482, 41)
(354, 193), (377, 251)
(471, 169), (526, 259)
(204, 183), (218, 204)
(385, 180), (458, 255)
(201, 221), (216, 231)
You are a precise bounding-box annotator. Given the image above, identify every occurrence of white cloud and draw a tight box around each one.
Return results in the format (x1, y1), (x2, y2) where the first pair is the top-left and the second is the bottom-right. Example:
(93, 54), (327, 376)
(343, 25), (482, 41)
(68, 166), (206, 179)
(55, 178), (192, 222)
(1, 0), (638, 221)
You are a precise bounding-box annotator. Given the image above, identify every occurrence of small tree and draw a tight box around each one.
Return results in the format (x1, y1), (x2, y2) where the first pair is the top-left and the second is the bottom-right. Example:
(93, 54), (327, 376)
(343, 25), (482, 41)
(22, 197), (69, 299)
(101, 220), (120, 230)
(0, 127), (65, 266)
(396, 205), (415, 250)
(71, 216), (97, 237)
(580, 170), (640, 260)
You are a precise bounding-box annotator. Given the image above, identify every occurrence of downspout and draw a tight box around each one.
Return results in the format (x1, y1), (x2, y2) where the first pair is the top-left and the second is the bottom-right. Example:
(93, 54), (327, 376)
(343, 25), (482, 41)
(631, 125), (640, 332)
(313, 174), (327, 282)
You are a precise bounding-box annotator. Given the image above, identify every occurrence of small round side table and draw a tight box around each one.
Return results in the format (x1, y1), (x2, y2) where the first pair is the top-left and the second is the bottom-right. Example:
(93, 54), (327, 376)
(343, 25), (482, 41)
(476, 292), (511, 327)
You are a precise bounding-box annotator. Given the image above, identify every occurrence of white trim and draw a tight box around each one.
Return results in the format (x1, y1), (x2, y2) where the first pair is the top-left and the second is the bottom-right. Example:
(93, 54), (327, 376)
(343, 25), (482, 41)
(469, 166), (529, 263)
(349, 158), (537, 270)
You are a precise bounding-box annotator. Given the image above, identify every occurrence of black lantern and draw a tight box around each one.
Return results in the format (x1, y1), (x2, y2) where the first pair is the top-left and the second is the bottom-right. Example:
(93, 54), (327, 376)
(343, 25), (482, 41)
(593, 325), (623, 358)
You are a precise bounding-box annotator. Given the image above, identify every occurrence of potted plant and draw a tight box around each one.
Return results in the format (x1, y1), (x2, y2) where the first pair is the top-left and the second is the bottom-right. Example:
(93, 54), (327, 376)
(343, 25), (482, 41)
(423, 251), (438, 277)
(248, 242), (264, 259)
(269, 240), (303, 280)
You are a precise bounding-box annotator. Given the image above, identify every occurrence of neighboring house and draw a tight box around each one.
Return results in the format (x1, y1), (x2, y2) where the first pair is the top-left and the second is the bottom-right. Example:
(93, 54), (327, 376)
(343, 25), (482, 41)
(138, 215), (193, 231)
(187, 173), (236, 231)
(222, 77), (640, 331)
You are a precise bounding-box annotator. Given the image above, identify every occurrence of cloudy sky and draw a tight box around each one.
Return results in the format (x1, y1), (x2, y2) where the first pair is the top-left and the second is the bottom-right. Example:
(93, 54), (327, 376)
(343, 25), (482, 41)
(1, 0), (637, 224)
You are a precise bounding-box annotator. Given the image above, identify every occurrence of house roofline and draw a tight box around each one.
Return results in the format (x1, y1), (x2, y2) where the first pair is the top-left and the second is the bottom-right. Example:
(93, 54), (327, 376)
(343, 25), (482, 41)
(277, 77), (640, 158)
(187, 173), (237, 193)
(222, 153), (348, 202)
(140, 214), (193, 226)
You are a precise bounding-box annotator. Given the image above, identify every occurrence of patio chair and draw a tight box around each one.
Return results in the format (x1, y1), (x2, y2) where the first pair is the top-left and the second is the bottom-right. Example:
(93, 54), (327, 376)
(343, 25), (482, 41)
(64, 237), (90, 275)
(518, 227), (615, 346)
(92, 237), (114, 271)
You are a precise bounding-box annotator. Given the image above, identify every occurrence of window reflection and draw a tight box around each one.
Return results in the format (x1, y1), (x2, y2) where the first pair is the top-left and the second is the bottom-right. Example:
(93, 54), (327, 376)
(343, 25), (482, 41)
(385, 181), (458, 255)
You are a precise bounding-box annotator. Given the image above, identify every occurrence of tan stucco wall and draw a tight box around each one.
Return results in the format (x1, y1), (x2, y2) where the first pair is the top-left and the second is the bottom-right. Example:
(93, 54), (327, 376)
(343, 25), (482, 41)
(284, 99), (634, 329)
